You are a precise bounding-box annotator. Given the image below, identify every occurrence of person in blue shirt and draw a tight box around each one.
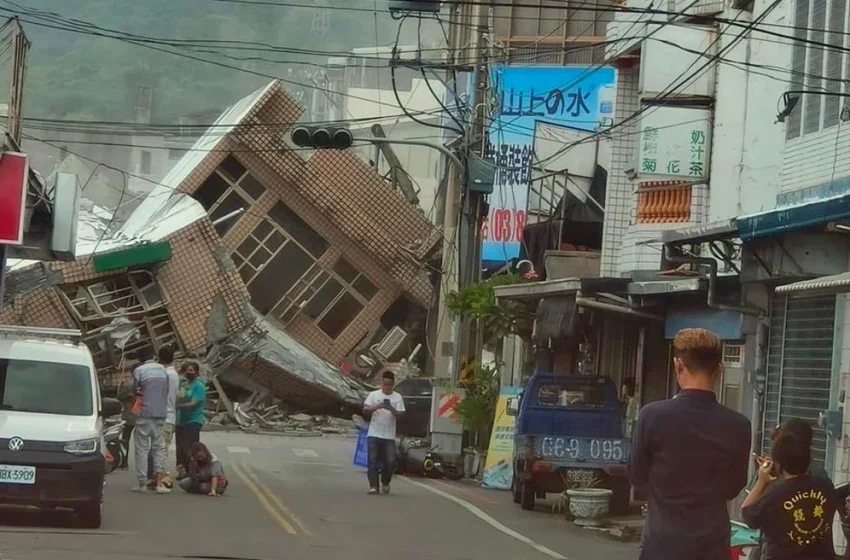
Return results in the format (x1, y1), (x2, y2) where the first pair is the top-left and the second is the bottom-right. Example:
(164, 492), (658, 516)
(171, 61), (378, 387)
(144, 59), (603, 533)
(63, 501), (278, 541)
(175, 361), (206, 480)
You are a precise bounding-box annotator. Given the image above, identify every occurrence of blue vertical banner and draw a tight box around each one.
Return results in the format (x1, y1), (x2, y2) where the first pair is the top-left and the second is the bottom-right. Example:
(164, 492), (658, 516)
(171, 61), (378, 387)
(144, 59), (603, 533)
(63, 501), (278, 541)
(482, 66), (617, 263)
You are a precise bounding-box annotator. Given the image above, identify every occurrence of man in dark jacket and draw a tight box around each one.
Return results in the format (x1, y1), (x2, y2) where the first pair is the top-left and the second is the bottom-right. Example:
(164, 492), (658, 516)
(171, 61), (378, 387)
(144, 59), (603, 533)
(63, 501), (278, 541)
(628, 328), (752, 560)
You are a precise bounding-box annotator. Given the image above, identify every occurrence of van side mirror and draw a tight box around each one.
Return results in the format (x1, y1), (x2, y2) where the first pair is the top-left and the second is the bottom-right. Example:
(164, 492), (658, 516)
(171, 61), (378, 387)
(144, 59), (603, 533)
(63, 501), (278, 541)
(507, 397), (519, 416)
(101, 398), (122, 418)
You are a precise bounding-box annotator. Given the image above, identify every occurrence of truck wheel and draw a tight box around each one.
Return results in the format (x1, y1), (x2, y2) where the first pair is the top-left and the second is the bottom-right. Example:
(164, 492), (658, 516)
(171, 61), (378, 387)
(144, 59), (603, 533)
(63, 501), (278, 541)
(608, 477), (631, 516)
(76, 500), (102, 529)
(512, 477), (521, 504)
(520, 481), (535, 511)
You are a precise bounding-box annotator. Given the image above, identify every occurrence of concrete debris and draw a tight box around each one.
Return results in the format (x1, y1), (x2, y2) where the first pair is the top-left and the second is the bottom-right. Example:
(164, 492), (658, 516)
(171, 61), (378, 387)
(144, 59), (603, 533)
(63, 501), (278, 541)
(205, 389), (357, 436)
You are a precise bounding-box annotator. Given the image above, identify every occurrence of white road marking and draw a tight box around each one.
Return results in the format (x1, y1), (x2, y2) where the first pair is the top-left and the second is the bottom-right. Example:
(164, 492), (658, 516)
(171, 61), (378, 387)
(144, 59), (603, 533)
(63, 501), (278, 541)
(292, 448), (319, 458)
(402, 477), (568, 560)
(226, 446), (252, 454)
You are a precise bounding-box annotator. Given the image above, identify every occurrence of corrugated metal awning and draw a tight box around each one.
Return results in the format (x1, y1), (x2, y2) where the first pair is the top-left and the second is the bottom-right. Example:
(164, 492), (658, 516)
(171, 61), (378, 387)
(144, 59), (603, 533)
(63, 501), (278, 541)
(738, 192), (850, 241)
(775, 272), (850, 294)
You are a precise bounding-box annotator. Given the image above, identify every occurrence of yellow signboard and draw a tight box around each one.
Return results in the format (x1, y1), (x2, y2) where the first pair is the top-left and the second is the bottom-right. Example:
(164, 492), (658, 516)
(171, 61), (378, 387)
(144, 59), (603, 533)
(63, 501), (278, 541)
(481, 386), (521, 489)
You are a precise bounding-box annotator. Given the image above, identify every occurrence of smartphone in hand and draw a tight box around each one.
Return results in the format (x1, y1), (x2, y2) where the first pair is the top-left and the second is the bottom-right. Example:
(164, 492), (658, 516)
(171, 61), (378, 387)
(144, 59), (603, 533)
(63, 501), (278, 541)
(383, 398), (391, 408)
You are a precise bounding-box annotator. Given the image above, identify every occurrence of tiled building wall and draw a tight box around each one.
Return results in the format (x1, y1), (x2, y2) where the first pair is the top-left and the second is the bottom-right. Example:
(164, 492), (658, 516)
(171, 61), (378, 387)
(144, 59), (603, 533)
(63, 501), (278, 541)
(157, 220), (254, 352)
(600, 64), (639, 277)
(51, 218), (254, 354)
(164, 83), (435, 364)
(239, 87), (435, 305)
(214, 144), (404, 363)
(0, 287), (74, 328)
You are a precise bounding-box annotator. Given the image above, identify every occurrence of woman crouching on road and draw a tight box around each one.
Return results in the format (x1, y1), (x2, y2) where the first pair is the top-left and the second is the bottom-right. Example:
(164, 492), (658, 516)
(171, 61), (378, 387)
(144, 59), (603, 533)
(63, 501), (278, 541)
(179, 441), (228, 497)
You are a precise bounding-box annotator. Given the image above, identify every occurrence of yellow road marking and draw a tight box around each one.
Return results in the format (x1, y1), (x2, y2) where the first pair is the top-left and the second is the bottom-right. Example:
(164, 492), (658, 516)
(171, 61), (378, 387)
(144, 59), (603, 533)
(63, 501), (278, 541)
(240, 462), (313, 536)
(231, 461), (297, 535)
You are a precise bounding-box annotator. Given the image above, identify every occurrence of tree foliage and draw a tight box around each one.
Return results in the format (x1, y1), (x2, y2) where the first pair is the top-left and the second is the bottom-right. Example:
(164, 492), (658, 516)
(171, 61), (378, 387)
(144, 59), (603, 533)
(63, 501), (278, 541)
(20, 0), (437, 121)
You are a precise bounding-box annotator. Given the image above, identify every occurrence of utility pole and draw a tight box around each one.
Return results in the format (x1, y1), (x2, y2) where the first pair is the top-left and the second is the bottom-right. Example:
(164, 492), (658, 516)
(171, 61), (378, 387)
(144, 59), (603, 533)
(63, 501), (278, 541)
(430, 1), (491, 383)
(7, 18), (29, 146)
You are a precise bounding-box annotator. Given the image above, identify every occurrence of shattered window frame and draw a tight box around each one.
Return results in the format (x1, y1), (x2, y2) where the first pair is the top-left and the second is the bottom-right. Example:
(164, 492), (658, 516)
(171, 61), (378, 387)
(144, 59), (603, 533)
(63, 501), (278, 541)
(194, 154), (267, 235)
(59, 270), (166, 322)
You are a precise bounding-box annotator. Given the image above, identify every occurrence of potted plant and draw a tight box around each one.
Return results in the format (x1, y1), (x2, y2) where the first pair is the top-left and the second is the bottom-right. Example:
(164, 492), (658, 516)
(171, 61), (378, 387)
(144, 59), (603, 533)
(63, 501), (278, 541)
(560, 470), (613, 527)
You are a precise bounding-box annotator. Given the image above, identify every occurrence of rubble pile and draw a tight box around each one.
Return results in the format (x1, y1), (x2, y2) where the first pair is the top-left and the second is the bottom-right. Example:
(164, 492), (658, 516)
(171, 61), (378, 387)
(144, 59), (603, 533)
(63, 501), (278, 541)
(205, 388), (356, 436)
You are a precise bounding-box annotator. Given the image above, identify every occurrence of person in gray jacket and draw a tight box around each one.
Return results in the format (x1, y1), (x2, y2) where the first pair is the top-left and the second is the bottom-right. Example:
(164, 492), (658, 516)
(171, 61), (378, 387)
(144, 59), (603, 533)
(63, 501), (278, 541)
(132, 346), (171, 494)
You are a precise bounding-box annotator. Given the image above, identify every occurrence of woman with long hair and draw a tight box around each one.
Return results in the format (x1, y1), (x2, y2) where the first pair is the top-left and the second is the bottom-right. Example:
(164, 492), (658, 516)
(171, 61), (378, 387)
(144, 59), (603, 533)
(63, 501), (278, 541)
(178, 442), (228, 497)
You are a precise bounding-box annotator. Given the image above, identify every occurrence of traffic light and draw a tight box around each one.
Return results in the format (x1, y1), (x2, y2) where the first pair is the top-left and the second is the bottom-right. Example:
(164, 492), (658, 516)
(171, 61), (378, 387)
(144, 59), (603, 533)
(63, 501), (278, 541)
(389, 1), (440, 13)
(290, 126), (353, 149)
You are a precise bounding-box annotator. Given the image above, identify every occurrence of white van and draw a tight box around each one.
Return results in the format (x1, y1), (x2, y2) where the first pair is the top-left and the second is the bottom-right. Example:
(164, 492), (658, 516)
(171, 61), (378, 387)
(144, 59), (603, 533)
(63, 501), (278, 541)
(0, 326), (121, 528)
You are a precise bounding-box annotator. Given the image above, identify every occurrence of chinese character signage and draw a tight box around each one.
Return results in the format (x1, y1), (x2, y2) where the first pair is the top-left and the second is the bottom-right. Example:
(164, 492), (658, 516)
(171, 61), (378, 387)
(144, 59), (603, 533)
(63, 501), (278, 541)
(481, 386), (522, 490)
(637, 106), (712, 180)
(483, 66), (616, 262)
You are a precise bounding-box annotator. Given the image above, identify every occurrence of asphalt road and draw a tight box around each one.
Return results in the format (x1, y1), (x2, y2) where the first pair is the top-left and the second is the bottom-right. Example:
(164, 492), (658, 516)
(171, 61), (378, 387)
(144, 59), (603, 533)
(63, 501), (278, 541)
(0, 431), (639, 560)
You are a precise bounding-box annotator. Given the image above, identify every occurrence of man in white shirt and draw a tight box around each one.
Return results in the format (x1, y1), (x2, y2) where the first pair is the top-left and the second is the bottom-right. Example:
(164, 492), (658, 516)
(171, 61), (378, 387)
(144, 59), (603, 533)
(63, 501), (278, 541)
(362, 370), (405, 495)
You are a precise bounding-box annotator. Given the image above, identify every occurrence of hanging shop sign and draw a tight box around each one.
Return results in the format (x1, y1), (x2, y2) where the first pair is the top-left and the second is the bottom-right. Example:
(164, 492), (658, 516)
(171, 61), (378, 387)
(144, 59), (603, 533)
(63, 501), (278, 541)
(637, 106), (712, 181)
(483, 65), (617, 262)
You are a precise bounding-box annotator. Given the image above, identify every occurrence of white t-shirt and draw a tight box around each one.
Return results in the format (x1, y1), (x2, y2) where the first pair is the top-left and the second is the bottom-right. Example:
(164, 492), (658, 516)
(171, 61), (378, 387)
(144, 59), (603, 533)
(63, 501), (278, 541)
(364, 390), (405, 440)
(165, 366), (180, 425)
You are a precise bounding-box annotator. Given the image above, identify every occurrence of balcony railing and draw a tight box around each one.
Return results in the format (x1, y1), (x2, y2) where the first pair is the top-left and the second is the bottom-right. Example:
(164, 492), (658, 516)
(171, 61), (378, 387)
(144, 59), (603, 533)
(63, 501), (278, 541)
(635, 181), (692, 224)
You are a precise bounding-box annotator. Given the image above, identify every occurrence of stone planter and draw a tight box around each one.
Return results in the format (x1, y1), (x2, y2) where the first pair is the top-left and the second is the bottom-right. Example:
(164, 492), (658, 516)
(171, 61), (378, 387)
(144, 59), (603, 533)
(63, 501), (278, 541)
(566, 488), (613, 527)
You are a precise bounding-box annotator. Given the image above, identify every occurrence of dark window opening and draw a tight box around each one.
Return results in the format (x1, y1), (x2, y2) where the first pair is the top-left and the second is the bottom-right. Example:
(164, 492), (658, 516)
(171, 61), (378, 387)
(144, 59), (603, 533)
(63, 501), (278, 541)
(247, 242), (312, 314)
(317, 292), (363, 339)
(353, 275), (378, 301)
(267, 202), (328, 257)
(304, 278), (343, 319)
(219, 155), (247, 182)
(240, 173), (266, 200)
(194, 173), (230, 211)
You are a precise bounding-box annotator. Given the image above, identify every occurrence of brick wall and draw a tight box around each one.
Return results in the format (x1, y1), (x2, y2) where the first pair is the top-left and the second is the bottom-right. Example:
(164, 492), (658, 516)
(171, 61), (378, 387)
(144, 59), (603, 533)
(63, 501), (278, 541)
(600, 65), (639, 276)
(0, 287), (74, 328)
(51, 218), (254, 354)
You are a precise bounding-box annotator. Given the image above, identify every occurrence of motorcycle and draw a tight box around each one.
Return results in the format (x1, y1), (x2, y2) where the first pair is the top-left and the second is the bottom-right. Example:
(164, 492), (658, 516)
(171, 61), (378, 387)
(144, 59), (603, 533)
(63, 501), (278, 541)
(396, 437), (463, 480)
(103, 419), (128, 474)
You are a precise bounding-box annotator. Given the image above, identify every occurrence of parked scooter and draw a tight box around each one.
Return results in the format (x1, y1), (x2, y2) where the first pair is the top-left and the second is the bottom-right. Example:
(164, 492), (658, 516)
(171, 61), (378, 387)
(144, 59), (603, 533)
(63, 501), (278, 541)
(396, 437), (463, 480)
(103, 419), (127, 474)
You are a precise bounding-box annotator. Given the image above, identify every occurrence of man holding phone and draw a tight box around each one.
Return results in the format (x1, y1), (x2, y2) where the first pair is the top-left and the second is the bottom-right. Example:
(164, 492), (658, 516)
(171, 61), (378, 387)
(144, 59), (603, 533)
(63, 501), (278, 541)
(363, 370), (405, 495)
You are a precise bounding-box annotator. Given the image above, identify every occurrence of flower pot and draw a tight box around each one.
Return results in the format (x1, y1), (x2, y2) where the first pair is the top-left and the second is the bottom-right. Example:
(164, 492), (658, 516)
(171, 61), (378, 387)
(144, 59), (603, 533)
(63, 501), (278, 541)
(566, 488), (613, 527)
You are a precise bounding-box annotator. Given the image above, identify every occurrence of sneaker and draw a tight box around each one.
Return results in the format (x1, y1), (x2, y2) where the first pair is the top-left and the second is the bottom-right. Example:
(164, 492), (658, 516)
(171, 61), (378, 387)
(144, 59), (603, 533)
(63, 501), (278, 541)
(382, 484), (391, 495)
(368, 488), (379, 495)
(132, 485), (149, 493)
(155, 485), (172, 494)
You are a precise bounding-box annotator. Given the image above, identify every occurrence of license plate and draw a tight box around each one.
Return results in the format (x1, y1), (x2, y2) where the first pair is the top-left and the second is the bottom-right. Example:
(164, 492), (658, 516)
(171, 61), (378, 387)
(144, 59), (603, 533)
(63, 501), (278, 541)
(0, 465), (36, 484)
(536, 437), (630, 463)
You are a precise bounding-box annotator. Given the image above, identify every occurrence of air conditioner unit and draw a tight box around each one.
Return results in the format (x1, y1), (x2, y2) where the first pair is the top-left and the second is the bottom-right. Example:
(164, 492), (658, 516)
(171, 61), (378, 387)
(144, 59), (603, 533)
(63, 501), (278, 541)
(372, 326), (407, 361)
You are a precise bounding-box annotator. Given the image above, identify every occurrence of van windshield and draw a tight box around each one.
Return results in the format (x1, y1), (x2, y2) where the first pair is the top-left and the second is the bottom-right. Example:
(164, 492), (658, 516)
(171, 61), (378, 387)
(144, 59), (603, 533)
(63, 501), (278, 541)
(536, 378), (608, 408)
(0, 359), (93, 416)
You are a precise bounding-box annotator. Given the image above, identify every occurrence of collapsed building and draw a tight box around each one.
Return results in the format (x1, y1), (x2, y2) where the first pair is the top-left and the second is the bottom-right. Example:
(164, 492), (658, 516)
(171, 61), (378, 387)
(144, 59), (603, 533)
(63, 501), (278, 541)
(0, 81), (439, 412)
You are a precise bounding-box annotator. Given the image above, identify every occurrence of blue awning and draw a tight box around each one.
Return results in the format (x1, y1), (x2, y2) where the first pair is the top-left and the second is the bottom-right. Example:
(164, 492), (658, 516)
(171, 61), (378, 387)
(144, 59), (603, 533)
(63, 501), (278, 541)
(737, 192), (850, 241)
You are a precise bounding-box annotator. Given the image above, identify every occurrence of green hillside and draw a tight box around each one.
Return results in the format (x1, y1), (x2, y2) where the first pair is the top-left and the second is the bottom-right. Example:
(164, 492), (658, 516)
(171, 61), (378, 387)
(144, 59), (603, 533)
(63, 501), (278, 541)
(15, 0), (433, 121)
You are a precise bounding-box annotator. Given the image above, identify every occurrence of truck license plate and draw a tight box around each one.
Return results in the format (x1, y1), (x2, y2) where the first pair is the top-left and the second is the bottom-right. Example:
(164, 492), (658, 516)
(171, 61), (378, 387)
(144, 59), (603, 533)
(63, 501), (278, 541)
(0, 465), (36, 484)
(536, 437), (629, 462)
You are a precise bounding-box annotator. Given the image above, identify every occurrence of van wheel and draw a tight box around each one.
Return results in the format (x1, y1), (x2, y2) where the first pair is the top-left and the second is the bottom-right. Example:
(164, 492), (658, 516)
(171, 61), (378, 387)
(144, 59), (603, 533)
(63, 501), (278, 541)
(512, 477), (521, 504)
(76, 501), (102, 529)
(520, 481), (535, 511)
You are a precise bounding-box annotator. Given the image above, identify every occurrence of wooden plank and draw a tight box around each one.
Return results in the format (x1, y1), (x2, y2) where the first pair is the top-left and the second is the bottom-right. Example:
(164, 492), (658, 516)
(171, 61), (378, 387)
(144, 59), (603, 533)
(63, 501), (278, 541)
(211, 374), (236, 419)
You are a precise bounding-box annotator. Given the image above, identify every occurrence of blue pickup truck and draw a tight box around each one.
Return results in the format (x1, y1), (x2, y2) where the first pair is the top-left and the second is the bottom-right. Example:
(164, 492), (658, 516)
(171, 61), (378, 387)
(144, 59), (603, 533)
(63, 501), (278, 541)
(509, 374), (632, 514)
